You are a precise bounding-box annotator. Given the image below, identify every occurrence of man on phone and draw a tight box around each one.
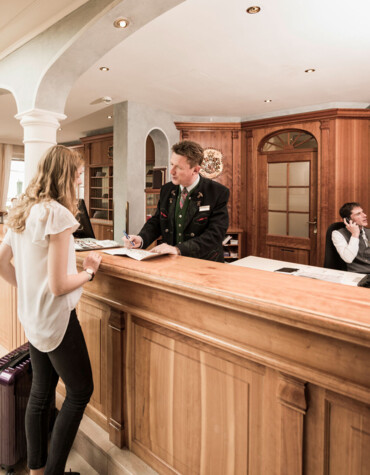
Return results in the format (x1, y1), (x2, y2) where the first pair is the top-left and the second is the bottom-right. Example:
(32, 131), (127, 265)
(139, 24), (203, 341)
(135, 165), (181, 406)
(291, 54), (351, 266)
(332, 202), (370, 273)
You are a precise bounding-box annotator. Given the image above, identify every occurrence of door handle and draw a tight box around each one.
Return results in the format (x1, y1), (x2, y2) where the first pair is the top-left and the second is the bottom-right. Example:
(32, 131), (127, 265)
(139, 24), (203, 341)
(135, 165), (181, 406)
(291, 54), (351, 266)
(307, 217), (317, 234)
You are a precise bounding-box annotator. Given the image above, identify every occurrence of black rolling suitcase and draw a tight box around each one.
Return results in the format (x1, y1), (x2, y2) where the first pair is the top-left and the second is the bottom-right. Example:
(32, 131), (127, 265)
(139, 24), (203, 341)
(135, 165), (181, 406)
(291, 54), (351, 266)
(0, 343), (31, 474)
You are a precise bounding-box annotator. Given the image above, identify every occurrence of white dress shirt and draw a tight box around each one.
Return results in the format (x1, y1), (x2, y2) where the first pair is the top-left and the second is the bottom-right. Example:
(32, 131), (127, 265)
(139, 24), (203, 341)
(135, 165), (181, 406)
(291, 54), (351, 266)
(3, 201), (81, 352)
(332, 229), (360, 263)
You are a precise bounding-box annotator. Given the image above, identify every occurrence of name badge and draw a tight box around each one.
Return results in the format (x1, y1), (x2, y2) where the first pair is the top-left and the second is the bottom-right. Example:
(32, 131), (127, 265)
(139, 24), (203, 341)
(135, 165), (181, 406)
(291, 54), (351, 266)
(199, 205), (210, 212)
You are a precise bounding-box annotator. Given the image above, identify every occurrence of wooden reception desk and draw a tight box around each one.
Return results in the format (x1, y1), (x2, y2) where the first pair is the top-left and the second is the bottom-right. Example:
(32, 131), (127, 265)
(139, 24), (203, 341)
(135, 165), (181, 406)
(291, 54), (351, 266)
(1, 224), (369, 474)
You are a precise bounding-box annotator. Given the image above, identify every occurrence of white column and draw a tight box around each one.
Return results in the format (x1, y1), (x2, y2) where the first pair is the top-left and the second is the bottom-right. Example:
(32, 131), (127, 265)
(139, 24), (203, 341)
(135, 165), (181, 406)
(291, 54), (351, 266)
(15, 109), (66, 185)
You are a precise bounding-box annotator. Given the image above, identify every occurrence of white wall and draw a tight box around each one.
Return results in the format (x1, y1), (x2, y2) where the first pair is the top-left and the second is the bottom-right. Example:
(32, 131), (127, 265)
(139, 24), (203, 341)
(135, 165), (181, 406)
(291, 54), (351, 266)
(113, 101), (179, 239)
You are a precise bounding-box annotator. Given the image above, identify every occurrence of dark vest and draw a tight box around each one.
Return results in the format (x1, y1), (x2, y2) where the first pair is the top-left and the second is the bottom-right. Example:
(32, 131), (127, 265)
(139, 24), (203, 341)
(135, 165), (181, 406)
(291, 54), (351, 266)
(175, 190), (190, 245)
(338, 227), (370, 273)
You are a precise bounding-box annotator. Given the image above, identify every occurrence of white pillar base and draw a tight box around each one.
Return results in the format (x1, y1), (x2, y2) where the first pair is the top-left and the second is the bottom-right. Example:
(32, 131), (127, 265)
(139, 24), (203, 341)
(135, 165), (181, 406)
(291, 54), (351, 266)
(15, 109), (66, 185)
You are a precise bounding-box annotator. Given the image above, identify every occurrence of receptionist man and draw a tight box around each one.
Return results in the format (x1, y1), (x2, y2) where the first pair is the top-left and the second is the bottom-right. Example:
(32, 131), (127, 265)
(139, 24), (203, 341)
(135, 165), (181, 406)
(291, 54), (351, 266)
(332, 202), (370, 274)
(123, 140), (230, 262)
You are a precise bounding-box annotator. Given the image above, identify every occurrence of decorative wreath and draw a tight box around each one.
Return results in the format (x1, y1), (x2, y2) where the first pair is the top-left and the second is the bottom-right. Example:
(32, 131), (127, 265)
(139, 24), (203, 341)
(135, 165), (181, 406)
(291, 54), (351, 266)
(200, 148), (224, 179)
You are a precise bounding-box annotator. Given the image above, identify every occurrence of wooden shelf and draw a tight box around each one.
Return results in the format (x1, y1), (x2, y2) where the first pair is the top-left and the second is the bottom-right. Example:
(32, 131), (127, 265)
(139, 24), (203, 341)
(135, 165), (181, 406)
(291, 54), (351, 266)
(223, 229), (245, 262)
(80, 132), (114, 238)
(145, 189), (160, 219)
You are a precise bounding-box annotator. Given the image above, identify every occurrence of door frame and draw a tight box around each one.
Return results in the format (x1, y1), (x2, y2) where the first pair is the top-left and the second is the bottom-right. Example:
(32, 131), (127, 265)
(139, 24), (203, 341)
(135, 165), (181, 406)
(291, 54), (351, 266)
(257, 148), (318, 265)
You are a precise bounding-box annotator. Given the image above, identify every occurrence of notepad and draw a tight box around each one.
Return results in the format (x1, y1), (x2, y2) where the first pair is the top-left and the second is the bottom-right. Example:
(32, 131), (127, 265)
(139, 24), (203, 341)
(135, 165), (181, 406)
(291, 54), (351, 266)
(102, 248), (170, 260)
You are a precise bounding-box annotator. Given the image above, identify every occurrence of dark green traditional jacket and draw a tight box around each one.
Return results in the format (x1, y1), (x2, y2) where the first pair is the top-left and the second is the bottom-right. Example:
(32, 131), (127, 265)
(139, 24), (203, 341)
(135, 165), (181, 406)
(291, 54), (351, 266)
(139, 176), (229, 262)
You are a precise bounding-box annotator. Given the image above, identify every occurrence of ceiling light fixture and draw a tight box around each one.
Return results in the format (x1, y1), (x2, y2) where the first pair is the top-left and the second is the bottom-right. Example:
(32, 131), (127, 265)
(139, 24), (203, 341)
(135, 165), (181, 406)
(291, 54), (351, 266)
(100, 66), (109, 72)
(113, 18), (129, 29)
(264, 99), (272, 103)
(246, 6), (261, 14)
(305, 68), (316, 73)
(107, 115), (112, 119)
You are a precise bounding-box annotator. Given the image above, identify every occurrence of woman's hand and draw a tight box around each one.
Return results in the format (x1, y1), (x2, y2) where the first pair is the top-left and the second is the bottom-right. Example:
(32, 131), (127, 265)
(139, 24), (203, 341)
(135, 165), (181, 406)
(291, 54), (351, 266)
(82, 251), (102, 274)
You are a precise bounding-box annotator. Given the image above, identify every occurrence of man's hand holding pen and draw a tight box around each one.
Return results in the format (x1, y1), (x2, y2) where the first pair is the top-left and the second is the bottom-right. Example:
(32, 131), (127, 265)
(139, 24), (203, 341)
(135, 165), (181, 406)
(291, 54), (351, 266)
(122, 232), (143, 249)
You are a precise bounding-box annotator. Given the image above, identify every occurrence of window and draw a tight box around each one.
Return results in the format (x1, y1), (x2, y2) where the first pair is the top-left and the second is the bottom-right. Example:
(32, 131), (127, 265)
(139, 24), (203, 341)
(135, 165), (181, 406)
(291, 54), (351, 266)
(260, 130), (318, 153)
(6, 159), (25, 207)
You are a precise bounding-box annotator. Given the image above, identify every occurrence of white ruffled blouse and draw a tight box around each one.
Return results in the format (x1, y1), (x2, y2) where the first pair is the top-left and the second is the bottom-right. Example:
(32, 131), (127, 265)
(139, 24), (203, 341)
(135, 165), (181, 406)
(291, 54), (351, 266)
(3, 200), (82, 352)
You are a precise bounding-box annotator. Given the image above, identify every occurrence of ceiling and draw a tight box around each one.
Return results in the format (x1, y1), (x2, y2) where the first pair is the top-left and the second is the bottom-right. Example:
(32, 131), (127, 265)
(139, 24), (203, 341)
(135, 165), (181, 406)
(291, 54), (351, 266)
(1, 0), (370, 145)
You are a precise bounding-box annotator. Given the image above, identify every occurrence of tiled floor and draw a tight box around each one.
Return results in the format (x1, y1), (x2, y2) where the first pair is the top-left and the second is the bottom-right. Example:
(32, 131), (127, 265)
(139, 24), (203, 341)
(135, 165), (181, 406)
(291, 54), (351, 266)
(0, 448), (99, 474)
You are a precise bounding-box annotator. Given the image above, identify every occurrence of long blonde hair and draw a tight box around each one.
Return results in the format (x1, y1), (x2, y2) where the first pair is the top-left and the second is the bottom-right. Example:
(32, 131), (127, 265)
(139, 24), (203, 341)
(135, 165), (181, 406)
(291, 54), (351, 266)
(7, 145), (83, 232)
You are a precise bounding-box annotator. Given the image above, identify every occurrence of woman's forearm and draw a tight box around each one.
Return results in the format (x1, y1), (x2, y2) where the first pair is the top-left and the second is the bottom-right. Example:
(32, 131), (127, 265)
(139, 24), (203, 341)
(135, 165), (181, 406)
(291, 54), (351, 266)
(0, 259), (17, 287)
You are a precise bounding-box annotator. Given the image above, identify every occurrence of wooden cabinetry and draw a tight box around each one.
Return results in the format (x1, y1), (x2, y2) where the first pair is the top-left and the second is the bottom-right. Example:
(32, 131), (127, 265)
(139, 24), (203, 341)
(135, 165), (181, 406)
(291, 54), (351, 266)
(176, 109), (370, 267)
(223, 228), (245, 262)
(81, 133), (114, 238)
(88, 165), (113, 221)
(242, 109), (370, 265)
(145, 188), (160, 220)
(72, 252), (370, 475)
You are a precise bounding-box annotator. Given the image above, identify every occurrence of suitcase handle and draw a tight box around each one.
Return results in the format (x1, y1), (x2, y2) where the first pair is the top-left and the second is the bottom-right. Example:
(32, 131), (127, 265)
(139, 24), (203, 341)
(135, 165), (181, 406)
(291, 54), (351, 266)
(0, 349), (30, 374)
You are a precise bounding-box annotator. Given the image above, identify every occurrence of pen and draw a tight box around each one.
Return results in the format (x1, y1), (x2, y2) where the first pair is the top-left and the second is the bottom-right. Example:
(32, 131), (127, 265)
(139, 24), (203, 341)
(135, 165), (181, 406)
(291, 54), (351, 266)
(123, 231), (135, 247)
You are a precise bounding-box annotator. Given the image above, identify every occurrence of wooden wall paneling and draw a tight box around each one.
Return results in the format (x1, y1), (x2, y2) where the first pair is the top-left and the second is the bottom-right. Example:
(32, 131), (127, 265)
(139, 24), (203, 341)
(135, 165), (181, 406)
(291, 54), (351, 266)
(334, 118), (370, 214)
(12, 295), (26, 349)
(245, 129), (256, 255)
(107, 307), (126, 447)
(269, 246), (309, 265)
(240, 130), (248, 249)
(83, 142), (91, 215)
(277, 375), (307, 475)
(92, 222), (114, 240)
(131, 317), (265, 475)
(319, 118), (338, 266)
(75, 294), (110, 430)
(231, 130), (243, 231)
(87, 136), (113, 166)
(304, 385), (370, 475)
(324, 392), (370, 475)
(175, 123), (241, 229)
(0, 278), (14, 350)
(177, 110), (370, 267)
(303, 384), (326, 475)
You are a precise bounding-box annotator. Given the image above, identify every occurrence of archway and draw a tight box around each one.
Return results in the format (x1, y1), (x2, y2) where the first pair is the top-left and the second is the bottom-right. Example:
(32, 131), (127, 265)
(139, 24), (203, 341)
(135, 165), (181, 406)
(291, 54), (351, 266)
(145, 128), (170, 219)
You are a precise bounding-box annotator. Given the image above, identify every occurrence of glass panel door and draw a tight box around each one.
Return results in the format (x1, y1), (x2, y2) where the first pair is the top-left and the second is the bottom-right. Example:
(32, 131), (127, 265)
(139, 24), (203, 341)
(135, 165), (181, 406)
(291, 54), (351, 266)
(268, 161), (310, 237)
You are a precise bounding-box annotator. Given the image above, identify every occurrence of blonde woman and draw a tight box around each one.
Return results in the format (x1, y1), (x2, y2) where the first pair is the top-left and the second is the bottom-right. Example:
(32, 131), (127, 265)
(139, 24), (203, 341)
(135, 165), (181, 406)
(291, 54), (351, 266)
(0, 145), (101, 475)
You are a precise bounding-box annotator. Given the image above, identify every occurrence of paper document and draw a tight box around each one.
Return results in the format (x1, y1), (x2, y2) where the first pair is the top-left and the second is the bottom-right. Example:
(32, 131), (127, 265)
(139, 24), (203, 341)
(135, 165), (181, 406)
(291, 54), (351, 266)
(74, 238), (120, 251)
(102, 248), (170, 261)
(295, 269), (364, 286)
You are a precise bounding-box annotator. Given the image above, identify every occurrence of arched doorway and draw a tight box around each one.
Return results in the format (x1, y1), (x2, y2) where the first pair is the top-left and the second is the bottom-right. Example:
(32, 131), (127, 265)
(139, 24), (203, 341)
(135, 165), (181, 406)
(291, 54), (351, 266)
(257, 129), (318, 265)
(145, 128), (170, 220)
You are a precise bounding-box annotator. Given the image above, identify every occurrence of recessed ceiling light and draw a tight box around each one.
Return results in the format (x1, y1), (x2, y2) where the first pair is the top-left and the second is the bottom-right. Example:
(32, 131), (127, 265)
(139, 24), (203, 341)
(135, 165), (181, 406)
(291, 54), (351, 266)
(305, 68), (316, 73)
(246, 6), (261, 14)
(113, 18), (129, 29)
(107, 115), (112, 119)
(100, 66), (109, 72)
(264, 99), (272, 103)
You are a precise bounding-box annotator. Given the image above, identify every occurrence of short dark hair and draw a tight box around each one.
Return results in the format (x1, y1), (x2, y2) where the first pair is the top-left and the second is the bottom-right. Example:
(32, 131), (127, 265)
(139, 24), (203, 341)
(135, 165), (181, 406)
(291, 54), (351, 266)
(171, 140), (204, 168)
(339, 202), (362, 219)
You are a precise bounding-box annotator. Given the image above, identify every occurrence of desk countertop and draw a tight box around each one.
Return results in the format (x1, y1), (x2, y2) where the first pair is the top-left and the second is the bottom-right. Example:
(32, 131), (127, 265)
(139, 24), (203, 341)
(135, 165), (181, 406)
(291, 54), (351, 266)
(76, 248), (370, 347)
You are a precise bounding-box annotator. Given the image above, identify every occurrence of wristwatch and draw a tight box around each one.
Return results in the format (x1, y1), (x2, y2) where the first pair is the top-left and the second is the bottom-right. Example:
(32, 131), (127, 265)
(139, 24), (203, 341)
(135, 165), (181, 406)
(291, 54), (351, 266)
(84, 268), (95, 281)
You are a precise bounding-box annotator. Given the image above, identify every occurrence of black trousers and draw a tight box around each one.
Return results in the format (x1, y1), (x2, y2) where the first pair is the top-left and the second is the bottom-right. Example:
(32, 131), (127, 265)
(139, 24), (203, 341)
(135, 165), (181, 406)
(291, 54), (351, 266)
(25, 309), (93, 474)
